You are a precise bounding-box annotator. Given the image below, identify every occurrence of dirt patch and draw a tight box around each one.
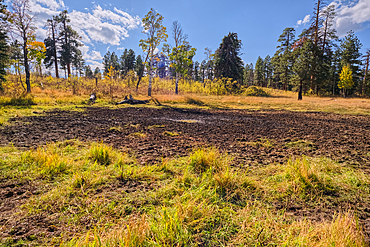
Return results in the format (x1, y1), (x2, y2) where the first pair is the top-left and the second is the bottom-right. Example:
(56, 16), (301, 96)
(0, 177), (157, 245)
(1, 107), (369, 170)
(1, 107), (370, 242)
(0, 180), (56, 243)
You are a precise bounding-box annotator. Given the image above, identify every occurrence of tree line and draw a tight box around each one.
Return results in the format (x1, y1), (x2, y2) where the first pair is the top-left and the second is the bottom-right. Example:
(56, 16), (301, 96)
(0, 0), (369, 98)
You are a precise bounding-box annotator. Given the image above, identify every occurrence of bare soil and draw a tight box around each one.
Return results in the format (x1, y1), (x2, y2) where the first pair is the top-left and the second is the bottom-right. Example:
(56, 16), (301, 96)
(1, 107), (370, 170)
(1, 106), (370, 243)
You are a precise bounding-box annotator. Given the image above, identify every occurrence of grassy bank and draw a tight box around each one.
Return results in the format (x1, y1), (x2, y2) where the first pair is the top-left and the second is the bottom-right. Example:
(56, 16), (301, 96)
(0, 141), (368, 246)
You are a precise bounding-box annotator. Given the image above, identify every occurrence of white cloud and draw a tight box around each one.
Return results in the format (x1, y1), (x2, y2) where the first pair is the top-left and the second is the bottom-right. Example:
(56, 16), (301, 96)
(331, 0), (370, 37)
(297, 14), (310, 26)
(27, 0), (141, 67)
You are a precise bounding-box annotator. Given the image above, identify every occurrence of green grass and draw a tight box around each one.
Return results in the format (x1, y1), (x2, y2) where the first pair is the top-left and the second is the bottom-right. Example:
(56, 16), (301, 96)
(0, 142), (368, 246)
(163, 131), (180, 136)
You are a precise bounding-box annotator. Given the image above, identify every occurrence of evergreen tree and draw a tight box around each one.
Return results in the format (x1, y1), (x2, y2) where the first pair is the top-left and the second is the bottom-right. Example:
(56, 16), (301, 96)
(55, 10), (82, 78)
(103, 51), (119, 77)
(135, 55), (144, 78)
(44, 18), (59, 78)
(264, 55), (273, 87)
(293, 39), (319, 99)
(339, 30), (362, 92)
(254, 56), (264, 86)
(214, 32), (244, 84)
(244, 63), (254, 86)
(94, 67), (100, 76)
(84, 65), (93, 78)
(194, 61), (200, 82)
(273, 28), (295, 90)
(72, 49), (84, 77)
(119, 49), (136, 76)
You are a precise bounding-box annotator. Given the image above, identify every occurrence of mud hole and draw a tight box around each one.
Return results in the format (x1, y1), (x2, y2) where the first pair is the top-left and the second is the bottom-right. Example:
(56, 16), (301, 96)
(1, 107), (370, 243)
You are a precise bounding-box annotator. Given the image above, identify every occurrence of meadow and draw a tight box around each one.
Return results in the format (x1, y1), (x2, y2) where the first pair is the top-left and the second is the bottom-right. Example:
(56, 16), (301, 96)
(1, 75), (370, 246)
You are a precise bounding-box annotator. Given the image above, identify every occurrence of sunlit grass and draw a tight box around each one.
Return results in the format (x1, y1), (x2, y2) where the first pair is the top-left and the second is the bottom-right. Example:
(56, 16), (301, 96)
(0, 143), (368, 246)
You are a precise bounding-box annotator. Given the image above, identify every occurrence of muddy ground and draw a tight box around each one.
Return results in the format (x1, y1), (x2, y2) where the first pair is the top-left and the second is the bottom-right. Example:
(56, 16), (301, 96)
(1, 106), (370, 170)
(1, 106), (370, 243)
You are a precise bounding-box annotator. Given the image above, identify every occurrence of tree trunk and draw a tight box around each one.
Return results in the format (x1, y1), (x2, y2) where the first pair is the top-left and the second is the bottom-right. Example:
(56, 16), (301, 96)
(175, 72), (179, 94)
(23, 38), (31, 93)
(148, 52), (153, 96)
(52, 23), (59, 78)
(298, 79), (303, 100)
(363, 55), (369, 95)
(314, 0), (320, 46)
(136, 52), (149, 91)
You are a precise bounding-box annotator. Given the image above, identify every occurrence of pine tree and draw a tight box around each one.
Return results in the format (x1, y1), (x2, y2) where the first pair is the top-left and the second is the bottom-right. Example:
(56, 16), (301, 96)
(135, 55), (144, 78)
(85, 65), (93, 78)
(339, 31), (362, 94)
(264, 55), (273, 87)
(55, 10), (82, 78)
(273, 27), (295, 91)
(44, 18), (59, 78)
(214, 32), (244, 84)
(254, 56), (264, 86)
(193, 61), (200, 82)
(103, 51), (119, 77)
(119, 49), (136, 76)
(293, 39), (319, 99)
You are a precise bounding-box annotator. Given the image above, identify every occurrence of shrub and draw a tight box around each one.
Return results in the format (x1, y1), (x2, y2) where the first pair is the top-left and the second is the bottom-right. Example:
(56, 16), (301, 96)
(242, 86), (270, 97)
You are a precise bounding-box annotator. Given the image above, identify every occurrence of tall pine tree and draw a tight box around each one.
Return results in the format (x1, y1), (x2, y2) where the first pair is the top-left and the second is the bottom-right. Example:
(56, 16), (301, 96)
(214, 32), (244, 84)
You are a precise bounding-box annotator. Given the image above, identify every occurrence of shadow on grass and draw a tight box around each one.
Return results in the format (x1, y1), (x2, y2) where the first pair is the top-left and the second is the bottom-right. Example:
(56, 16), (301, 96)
(0, 96), (36, 107)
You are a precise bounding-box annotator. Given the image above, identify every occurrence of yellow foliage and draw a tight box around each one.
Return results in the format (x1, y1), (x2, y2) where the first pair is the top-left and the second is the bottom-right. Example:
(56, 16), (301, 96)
(338, 65), (354, 90)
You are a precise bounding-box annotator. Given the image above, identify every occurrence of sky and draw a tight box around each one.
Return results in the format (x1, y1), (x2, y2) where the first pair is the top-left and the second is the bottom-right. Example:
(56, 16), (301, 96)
(6, 0), (370, 70)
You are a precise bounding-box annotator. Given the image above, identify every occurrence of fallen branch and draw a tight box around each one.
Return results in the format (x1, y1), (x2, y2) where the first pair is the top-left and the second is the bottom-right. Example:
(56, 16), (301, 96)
(116, 95), (149, 105)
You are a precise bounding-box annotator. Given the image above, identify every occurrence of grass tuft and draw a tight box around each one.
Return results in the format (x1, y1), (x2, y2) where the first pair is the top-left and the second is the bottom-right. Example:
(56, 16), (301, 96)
(89, 143), (113, 166)
(188, 147), (229, 173)
(184, 96), (204, 106)
(163, 131), (180, 136)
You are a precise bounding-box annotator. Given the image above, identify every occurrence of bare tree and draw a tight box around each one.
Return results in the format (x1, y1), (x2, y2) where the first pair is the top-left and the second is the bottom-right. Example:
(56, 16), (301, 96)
(9, 0), (36, 93)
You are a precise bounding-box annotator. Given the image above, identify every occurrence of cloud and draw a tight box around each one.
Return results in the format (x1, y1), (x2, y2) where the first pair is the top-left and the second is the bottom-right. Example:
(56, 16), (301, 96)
(331, 0), (370, 37)
(27, 0), (141, 67)
(297, 14), (311, 26)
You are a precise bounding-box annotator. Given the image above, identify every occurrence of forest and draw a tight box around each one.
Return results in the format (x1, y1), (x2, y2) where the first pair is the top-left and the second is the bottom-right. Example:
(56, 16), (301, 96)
(0, 0), (369, 98)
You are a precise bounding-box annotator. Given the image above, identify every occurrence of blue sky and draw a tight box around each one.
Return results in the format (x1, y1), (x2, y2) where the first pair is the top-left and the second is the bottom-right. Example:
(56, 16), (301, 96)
(11, 0), (370, 70)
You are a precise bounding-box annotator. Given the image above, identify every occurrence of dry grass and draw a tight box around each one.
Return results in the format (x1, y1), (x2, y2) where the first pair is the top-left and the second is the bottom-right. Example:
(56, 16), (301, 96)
(0, 143), (369, 246)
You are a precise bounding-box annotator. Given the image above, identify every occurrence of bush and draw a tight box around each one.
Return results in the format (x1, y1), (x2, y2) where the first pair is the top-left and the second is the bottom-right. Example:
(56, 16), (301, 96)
(242, 86), (270, 97)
